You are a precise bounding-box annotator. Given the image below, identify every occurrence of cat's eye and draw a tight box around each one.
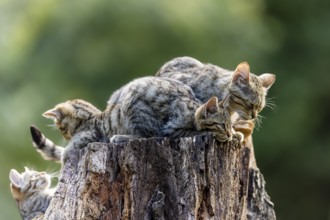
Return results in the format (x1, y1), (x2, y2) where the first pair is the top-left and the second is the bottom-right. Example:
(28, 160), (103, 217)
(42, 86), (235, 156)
(232, 97), (246, 107)
(246, 102), (254, 110)
(208, 122), (219, 126)
(31, 173), (40, 180)
(219, 123), (226, 130)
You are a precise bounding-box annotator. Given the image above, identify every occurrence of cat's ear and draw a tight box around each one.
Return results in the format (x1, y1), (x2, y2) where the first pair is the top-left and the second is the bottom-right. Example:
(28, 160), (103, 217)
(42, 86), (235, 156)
(9, 169), (23, 189)
(43, 107), (62, 120)
(259, 73), (276, 90)
(219, 95), (230, 108)
(233, 62), (250, 83)
(204, 97), (219, 117)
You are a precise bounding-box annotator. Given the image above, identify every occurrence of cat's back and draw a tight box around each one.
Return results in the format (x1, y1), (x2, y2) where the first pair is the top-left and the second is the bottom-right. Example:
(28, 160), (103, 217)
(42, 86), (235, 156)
(156, 58), (233, 101)
(157, 56), (232, 80)
(156, 56), (204, 75)
(108, 76), (197, 106)
(108, 76), (200, 137)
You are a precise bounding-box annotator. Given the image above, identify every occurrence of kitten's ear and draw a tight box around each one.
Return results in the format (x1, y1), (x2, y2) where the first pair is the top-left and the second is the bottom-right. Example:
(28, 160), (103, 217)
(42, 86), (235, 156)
(233, 62), (250, 82)
(43, 108), (61, 120)
(259, 73), (276, 90)
(204, 97), (219, 117)
(24, 166), (30, 172)
(9, 169), (23, 189)
(219, 95), (230, 108)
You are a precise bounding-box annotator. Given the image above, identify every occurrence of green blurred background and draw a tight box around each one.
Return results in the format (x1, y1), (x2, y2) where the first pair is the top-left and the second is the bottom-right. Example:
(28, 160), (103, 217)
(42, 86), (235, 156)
(1, 0), (329, 219)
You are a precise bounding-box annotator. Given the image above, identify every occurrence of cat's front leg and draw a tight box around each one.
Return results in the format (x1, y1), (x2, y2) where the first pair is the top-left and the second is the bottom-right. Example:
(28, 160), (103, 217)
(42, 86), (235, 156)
(62, 130), (101, 164)
(233, 120), (255, 143)
(109, 134), (141, 144)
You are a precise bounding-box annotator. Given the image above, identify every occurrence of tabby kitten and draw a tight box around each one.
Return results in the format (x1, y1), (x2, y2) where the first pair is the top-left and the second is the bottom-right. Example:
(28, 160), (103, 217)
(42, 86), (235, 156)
(9, 167), (55, 220)
(156, 56), (276, 121)
(41, 76), (232, 163)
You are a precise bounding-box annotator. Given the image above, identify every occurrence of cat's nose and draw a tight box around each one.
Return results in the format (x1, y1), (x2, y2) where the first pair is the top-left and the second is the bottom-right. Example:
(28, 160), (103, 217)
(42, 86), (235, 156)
(251, 111), (256, 119)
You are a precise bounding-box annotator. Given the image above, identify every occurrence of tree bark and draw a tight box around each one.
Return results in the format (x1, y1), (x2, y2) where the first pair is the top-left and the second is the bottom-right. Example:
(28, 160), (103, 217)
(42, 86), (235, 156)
(43, 135), (275, 220)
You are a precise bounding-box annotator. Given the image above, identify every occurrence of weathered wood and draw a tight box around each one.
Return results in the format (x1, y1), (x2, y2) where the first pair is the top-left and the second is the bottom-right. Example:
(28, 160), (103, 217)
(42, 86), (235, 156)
(44, 135), (275, 220)
(247, 168), (276, 220)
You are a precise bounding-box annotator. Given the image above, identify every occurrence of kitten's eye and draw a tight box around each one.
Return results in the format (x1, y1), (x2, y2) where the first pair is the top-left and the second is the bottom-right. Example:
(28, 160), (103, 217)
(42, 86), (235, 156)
(31, 173), (41, 180)
(208, 122), (219, 126)
(246, 102), (254, 110)
(220, 123), (226, 130)
(232, 98), (246, 107)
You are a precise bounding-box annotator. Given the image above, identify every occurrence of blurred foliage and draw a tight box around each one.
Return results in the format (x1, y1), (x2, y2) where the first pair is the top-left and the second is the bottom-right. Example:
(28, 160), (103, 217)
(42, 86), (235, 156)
(0, 0), (329, 219)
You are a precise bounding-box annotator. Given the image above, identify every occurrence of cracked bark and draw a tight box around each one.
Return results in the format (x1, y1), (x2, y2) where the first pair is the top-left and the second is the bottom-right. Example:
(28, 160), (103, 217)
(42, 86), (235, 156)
(43, 135), (275, 220)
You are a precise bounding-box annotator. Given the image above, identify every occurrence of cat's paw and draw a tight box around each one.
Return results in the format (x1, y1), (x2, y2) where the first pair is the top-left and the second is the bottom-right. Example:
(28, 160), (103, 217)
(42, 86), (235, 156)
(30, 125), (44, 149)
(233, 132), (244, 144)
(233, 120), (254, 138)
(110, 135), (137, 144)
(211, 131), (232, 143)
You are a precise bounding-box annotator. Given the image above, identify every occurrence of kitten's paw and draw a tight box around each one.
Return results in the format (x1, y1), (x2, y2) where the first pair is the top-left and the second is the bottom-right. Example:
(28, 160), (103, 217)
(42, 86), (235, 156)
(212, 131), (232, 142)
(233, 132), (244, 144)
(233, 120), (254, 138)
(110, 135), (137, 143)
(30, 125), (44, 149)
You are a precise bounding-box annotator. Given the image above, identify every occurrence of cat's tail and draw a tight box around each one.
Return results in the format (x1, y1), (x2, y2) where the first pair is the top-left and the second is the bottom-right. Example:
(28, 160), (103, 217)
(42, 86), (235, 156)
(30, 125), (63, 163)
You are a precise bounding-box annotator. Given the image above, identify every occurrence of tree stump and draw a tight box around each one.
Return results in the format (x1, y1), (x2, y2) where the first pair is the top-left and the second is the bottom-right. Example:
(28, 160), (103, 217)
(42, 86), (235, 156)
(43, 135), (275, 220)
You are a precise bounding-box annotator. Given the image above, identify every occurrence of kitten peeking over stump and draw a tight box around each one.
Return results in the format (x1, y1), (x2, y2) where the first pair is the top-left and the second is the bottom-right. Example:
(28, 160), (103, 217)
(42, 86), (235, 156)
(10, 56), (275, 219)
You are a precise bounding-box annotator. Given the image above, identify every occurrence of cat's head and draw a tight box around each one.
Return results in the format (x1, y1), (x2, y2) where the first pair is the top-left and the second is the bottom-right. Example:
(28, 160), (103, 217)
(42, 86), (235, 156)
(195, 96), (232, 142)
(9, 167), (51, 201)
(228, 62), (275, 120)
(42, 99), (101, 140)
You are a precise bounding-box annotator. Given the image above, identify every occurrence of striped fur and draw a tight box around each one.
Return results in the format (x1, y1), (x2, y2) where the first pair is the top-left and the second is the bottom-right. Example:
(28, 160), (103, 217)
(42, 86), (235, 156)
(156, 57), (276, 121)
(9, 167), (55, 220)
(30, 125), (63, 162)
(37, 76), (232, 163)
(107, 77), (232, 142)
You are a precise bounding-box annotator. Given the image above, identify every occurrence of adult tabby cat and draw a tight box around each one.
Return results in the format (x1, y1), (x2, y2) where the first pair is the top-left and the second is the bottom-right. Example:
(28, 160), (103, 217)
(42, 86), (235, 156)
(9, 167), (55, 220)
(40, 76), (232, 163)
(156, 56), (276, 121)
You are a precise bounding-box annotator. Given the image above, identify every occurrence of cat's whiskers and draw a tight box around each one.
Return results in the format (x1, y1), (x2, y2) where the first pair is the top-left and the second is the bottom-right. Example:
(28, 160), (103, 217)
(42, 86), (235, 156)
(49, 170), (60, 179)
(266, 97), (277, 110)
(254, 114), (264, 130)
(46, 124), (57, 129)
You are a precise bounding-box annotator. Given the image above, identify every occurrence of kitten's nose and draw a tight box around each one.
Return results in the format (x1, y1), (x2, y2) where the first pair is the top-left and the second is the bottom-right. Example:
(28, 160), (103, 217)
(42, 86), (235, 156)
(251, 111), (256, 119)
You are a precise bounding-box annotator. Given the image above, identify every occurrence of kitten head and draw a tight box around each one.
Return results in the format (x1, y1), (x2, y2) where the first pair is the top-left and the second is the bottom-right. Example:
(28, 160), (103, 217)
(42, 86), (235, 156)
(9, 167), (51, 201)
(229, 62), (275, 120)
(195, 96), (232, 142)
(43, 99), (101, 140)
